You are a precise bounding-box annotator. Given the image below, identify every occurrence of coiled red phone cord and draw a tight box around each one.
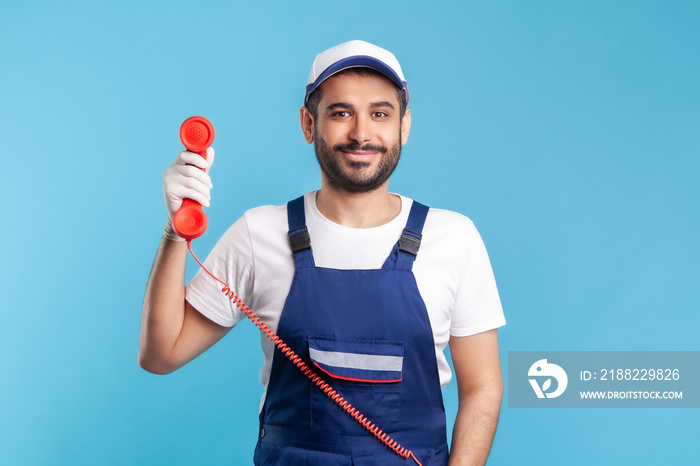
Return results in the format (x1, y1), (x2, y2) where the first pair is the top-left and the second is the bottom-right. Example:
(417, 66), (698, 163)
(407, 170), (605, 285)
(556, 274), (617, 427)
(187, 241), (423, 466)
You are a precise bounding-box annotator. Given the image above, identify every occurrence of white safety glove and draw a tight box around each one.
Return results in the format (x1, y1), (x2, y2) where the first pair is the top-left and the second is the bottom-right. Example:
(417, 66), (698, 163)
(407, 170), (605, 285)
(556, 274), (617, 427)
(162, 147), (215, 241)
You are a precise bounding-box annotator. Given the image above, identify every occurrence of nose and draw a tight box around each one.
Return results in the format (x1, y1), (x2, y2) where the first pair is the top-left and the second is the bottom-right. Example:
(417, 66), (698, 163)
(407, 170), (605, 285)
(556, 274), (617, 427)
(348, 114), (372, 145)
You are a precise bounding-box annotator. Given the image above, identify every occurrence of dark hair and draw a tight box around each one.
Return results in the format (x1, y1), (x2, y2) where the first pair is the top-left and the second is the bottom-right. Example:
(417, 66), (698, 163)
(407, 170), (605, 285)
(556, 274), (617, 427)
(305, 67), (408, 121)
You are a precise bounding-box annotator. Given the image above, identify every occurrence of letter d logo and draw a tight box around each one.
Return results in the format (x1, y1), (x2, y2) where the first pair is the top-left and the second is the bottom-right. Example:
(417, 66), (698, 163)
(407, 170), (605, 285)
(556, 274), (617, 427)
(528, 359), (568, 399)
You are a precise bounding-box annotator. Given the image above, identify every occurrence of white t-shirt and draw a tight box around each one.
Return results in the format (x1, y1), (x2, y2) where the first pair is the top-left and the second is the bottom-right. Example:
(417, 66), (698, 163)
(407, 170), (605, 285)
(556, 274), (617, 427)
(186, 191), (505, 400)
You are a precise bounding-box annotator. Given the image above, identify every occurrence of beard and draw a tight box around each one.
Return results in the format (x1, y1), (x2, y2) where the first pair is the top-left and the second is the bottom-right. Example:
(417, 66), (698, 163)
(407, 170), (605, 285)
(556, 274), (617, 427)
(314, 133), (402, 194)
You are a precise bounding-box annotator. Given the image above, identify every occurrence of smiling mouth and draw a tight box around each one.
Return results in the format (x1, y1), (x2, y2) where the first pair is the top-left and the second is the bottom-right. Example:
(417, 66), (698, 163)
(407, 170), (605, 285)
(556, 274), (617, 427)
(341, 150), (379, 163)
(335, 143), (387, 163)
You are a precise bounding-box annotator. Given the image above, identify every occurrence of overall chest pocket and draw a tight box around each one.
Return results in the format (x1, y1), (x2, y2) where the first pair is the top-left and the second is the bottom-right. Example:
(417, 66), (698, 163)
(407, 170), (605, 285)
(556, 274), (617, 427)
(308, 336), (404, 434)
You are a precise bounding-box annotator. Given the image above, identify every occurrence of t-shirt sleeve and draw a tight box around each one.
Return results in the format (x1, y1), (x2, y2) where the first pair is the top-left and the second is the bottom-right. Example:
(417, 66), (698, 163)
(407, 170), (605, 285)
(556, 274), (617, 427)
(450, 221), (506, 337)
(185, 215), (255, 328)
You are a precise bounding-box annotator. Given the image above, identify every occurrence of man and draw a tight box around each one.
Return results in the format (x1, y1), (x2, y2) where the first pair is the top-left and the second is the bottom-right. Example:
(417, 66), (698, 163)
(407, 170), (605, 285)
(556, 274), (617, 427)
(140, 40), (505, 465)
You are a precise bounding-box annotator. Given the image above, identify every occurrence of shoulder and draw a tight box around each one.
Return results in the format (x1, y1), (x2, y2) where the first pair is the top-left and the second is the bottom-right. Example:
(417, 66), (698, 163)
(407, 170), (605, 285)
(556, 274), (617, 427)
(241, 202), (287, 228)
(425, 206), (475, 232)
(209, 201), (288, 253)
(393, 195), (481, 246)
(399, 195), (474, 230)
(232, 196), (307, 250)
(408, 200), (488, 267)
(240, 193), (313, 225)
(418, 202), (479, 245)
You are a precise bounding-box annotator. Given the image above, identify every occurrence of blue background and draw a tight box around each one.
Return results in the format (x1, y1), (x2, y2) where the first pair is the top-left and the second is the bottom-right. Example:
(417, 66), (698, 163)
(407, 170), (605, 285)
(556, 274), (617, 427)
(1, 0), (698, 464)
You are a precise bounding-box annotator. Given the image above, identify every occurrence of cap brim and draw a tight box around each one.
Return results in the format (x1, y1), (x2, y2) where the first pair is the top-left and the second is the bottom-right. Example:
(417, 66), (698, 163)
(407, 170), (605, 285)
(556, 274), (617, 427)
(304, 55), (408, 105)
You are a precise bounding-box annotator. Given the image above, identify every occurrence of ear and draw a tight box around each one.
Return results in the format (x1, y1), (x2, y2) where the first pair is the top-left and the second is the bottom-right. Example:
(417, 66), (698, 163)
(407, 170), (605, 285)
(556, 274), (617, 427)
(300, 106), (315, 144)
(400, 109), (411, 146)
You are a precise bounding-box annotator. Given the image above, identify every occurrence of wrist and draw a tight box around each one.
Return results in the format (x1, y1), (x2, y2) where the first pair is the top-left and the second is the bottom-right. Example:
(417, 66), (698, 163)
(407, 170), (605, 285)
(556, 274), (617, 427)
(163, 217), (186, 242)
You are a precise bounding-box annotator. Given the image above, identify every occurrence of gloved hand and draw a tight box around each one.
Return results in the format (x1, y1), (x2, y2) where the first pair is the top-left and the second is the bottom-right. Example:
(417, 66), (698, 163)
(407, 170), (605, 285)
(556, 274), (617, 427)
(162, 147), (215, 241)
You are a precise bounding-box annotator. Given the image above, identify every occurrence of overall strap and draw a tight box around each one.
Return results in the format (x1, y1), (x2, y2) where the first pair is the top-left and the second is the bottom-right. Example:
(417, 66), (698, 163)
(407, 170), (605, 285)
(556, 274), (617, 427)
(386, 200), (430, 271)
(287, 196), (315, 268)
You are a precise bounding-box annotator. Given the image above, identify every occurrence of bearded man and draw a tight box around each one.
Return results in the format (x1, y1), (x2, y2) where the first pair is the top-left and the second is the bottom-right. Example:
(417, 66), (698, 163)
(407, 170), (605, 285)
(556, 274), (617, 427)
(140, 40), (506, 466)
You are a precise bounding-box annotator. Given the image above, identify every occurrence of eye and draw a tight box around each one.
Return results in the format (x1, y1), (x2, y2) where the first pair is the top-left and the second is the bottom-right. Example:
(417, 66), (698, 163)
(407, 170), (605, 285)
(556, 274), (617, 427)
(331, 111), (351, 118)
(372, 111), (390, 118)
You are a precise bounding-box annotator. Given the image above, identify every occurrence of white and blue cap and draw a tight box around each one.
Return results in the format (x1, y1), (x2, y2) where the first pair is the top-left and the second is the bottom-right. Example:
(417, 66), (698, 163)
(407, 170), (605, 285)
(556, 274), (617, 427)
(304, 40), (408, 105)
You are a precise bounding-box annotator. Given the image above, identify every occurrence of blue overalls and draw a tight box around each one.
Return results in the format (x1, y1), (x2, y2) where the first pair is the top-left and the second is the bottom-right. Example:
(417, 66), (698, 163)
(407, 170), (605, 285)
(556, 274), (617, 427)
(254, 196), (449, 465)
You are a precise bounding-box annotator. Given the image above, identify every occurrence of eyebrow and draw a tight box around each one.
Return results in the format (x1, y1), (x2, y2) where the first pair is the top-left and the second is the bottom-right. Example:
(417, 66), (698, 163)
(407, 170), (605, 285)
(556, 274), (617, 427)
(324, 101), (396, 113)
(369, 101), (395, 109)
(325, 102), (353, 113)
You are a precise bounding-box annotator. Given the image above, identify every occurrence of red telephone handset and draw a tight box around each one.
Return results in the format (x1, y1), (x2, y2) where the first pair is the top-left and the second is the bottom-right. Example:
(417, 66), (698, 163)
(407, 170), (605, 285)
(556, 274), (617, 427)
(172, 116), (215, 240)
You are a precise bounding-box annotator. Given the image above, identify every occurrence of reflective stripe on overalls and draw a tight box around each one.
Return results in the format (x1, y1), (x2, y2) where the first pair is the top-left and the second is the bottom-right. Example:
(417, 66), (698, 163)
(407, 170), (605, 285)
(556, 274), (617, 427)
(254, 196), (449, 465)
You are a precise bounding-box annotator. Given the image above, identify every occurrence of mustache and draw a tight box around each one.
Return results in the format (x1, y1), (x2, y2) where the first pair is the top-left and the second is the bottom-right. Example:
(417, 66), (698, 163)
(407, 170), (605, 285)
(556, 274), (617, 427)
(333, 142), (388, 154)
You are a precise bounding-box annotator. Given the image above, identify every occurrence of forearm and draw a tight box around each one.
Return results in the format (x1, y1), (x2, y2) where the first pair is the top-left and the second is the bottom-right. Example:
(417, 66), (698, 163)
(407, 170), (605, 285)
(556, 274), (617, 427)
(448, 385), (503, 466)
(138, 236), (189, 374)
